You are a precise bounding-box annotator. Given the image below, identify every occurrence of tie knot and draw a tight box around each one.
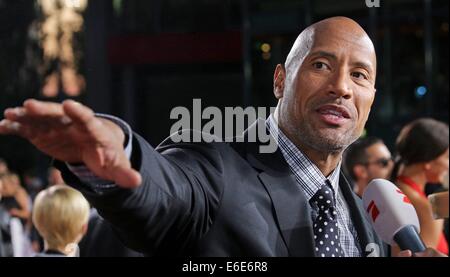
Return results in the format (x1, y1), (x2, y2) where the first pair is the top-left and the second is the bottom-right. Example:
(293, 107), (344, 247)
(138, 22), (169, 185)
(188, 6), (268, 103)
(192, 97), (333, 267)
(311, 183), (335, 211)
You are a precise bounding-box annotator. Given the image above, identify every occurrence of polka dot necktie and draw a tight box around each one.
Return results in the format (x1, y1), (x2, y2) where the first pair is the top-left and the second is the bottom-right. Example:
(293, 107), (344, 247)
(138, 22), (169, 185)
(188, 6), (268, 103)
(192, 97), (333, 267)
(310, 182), (344, 257)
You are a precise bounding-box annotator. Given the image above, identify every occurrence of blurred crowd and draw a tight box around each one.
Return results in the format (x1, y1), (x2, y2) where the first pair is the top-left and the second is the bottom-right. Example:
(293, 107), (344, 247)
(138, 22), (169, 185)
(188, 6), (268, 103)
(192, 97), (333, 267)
(0, 117), (448, 257)
(0, 159), (142, 257)
(343, 118), (449, 255)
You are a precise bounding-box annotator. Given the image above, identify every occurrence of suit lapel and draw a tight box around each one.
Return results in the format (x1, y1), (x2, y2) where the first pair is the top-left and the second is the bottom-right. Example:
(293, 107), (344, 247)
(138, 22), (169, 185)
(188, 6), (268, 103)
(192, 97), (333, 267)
(258, 170), (316, 256)
(235, 120), (316, 257)
(339, 173), (379, 257)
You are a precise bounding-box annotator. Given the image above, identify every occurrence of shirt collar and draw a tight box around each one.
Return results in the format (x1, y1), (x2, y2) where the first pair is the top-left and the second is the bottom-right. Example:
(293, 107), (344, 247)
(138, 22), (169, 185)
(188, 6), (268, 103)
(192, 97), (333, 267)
(266, 114), (342, 200)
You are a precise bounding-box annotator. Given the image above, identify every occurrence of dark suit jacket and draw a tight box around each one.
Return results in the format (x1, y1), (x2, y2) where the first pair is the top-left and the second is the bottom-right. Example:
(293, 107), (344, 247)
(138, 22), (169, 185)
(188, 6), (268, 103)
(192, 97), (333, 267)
(78, 209), (143, 257)
(56, 120), (387, 257)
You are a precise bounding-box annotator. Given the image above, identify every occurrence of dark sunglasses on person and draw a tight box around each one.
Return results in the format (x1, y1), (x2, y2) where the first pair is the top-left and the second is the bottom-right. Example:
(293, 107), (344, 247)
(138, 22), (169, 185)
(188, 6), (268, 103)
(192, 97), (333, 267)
(363, 157), (393, 168)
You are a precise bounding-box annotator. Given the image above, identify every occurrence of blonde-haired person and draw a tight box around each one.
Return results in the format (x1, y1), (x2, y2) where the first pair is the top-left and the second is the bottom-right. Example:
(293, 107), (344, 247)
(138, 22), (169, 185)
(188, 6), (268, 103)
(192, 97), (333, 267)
(33, 185), (89, 257)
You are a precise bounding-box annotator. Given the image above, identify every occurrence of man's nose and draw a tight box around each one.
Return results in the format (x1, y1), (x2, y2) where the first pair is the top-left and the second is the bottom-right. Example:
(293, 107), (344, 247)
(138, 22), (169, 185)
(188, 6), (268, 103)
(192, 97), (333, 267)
(327, 69), (352, 99)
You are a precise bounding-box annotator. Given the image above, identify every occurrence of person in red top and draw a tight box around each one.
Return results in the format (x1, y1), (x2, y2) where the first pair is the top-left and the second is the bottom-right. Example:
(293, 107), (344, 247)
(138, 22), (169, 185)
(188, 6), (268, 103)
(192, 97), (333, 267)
(391, 118), (449, 256)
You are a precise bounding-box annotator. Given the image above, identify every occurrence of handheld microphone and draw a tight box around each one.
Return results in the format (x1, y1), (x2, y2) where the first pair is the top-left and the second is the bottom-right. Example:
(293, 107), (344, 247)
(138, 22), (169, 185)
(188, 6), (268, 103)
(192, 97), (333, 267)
(362, 179), (426, 253)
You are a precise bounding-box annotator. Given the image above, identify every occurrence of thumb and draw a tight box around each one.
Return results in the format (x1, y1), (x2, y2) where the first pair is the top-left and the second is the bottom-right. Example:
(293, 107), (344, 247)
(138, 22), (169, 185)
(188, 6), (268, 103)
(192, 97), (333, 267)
(397, 250), (412, 257)
(103, 148), (142, 188)
(111, 165), (142, 188)
(84, 145), (142, 188)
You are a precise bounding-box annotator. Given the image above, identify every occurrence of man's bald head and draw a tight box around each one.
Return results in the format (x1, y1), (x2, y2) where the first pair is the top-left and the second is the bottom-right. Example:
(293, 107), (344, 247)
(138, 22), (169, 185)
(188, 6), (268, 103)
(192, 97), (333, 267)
(273, 16), (378, 164)
(284, 17), (376, 87)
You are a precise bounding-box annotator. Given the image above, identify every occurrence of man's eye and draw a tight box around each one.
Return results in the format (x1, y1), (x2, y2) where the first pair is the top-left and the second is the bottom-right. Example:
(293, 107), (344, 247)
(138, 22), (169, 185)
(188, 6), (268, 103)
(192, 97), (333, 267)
(351, 72), (368, 80)
(313, 62), (329, 70)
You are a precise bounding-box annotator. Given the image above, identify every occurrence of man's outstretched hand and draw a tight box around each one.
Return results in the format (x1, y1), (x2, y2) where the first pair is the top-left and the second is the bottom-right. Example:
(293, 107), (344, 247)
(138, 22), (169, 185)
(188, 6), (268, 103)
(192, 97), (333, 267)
(0, 99), (141, 188)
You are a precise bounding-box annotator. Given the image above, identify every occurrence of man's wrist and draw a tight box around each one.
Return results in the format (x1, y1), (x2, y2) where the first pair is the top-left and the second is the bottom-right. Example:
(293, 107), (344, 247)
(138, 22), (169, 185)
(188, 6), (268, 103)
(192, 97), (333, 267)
(66, 114), (133, 188)
(95, 113), (133, 159)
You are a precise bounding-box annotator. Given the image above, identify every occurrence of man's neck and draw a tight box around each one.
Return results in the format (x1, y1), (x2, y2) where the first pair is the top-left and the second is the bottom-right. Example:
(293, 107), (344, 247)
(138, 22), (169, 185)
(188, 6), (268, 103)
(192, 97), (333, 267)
(294, 140), (342, 177)
(273, 110), (342, 177)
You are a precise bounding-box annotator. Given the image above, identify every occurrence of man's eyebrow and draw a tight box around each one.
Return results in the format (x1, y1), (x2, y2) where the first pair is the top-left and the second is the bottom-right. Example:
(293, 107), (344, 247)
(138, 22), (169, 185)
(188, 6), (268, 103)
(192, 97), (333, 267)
(351, 61), (375, 75)
(309, 51), (338, 61)
(309, 51), (375, 76)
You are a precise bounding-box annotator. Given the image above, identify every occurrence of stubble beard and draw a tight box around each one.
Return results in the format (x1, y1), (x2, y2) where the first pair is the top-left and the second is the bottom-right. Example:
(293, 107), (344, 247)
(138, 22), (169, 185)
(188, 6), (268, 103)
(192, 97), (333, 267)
(294, 119), (360, 154)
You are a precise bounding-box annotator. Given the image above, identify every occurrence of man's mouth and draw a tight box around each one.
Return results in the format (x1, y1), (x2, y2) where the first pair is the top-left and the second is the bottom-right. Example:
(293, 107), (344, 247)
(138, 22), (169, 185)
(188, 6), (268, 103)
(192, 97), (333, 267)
(316, 105), (352, 126)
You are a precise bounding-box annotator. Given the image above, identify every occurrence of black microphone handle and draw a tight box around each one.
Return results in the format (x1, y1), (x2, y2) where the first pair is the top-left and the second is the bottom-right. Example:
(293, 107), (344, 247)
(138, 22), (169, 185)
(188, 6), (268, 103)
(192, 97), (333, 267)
(393, 225), (427, 253)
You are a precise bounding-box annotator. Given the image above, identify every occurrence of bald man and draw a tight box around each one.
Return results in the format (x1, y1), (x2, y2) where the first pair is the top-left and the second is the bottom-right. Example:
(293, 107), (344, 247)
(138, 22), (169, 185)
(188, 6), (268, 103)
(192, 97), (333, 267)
(0, 17), (441, 257)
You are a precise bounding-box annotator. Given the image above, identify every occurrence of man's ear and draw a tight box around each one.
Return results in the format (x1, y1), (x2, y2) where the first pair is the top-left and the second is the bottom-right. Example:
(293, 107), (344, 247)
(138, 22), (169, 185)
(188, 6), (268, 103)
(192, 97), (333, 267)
(353, 165), (367, 180)
(274, 64), (286, 99)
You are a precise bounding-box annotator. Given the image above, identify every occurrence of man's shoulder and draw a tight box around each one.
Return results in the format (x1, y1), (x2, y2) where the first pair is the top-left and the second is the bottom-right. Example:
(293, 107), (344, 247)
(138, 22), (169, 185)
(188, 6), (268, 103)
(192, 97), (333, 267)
(155, 129), (259, 154)
(153, 129), (229, 153)
(150, 129), (266, 171)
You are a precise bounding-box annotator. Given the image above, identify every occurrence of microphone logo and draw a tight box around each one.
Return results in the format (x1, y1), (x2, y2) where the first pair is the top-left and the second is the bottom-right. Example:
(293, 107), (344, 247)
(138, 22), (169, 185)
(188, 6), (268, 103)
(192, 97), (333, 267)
(396, 189), (412, 204)
(366, 189), (412, 223)
(367, 200), (380, 222)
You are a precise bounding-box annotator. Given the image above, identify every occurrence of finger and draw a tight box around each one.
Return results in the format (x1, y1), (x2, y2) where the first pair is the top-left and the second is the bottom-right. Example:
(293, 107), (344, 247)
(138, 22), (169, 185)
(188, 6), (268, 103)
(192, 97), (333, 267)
(0, 119), (34, 139)
(0, 119), (13, 134)
(5, 105), (72, 128)
(0, 119), (21, 134)
(4, 107), (27, 121)
(23, 99), (65, 117)
(6, 100), (70, 131)
(24, 100), (73, 128)
(397, 250), (412, 257)
(62, 100), (105, 139)
(4, 107), (48, 134)
(62, 100), (95, 126)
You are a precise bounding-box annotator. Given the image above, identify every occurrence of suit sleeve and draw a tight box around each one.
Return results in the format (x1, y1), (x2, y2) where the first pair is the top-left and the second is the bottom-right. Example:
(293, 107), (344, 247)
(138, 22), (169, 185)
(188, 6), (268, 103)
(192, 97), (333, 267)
(55, 132), (224, 255)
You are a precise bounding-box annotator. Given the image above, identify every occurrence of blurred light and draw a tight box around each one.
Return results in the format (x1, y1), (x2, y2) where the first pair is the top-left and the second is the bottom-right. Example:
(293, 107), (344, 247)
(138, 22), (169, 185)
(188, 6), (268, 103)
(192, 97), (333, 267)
(262, 52), (271, 60)
(39, 0), (87, 97)
(261, 43), (271, 53)
(113, 0), (123, 16)
(64, 0), (87, 9)
(415, 86), (427, 98)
